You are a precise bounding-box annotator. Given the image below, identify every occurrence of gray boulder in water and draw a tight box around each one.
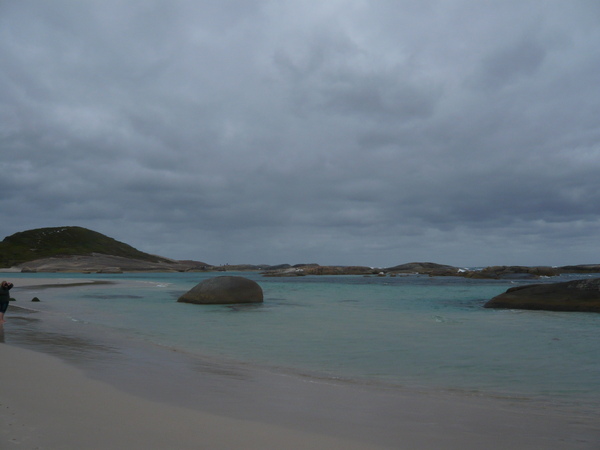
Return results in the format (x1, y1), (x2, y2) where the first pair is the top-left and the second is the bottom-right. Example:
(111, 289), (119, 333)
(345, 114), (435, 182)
(177, 276), (263, 305)
(484, 278), (600, 312)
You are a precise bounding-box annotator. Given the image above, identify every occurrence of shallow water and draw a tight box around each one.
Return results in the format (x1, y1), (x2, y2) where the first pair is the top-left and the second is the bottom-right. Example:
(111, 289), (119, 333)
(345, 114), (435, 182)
(5, 272), (600, 416)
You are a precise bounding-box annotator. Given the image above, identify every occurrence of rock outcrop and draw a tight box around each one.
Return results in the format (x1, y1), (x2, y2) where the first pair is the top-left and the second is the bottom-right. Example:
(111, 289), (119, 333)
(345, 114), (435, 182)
(484, 278), (600, 312)
(178, 276), (263, 305)
(262, 264), (377, 277)
(457, 265), (600, 280)
(460, 266), (559, 279)
(384, 262), (460, 276)
(557, 264), (600, 274)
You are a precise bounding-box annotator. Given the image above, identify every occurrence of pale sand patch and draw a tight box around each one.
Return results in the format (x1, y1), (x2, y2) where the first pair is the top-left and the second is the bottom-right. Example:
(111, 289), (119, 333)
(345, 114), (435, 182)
(0, 344), (389, 450)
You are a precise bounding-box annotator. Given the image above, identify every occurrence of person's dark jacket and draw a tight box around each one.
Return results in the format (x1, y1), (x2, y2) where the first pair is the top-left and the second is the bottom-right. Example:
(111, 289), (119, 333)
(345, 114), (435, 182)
(0, 284), (12, 302)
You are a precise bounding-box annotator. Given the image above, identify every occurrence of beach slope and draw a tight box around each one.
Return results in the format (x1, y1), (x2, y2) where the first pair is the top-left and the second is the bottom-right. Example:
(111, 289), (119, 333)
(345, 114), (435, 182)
(0, 344), (388, 450)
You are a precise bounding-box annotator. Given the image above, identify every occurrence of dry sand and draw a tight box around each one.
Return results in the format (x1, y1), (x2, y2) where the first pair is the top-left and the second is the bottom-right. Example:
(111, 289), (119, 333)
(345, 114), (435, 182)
(1, 278), (599, 449)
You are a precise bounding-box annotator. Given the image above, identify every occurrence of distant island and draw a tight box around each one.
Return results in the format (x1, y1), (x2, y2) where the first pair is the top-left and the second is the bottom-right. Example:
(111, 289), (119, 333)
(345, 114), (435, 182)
(1, 226), (600, 278)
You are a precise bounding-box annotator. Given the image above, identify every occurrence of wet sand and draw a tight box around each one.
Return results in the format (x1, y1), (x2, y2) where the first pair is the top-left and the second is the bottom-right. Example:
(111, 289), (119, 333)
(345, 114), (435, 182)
(1, 279), (599, 449)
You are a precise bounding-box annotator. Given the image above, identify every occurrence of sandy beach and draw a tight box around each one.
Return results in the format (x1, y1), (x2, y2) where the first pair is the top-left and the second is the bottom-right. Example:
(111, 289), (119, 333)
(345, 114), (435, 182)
(0, 344), (396, 450)
(1, 278), (599, 449)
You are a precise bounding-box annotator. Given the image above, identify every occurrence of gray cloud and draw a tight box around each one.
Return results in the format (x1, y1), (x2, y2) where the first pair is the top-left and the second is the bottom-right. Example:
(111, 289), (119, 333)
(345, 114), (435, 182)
(1, 0), (600, 267)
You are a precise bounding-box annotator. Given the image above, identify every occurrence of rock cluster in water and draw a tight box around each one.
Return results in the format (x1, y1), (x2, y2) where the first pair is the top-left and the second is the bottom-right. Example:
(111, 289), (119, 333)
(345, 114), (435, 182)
(484, 277), (600, 312)
(177, 276), (263, 305)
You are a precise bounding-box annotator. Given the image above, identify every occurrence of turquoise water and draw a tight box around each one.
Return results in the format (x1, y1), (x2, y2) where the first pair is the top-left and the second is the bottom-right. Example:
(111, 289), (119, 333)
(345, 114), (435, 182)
(7, 272), (600, 413)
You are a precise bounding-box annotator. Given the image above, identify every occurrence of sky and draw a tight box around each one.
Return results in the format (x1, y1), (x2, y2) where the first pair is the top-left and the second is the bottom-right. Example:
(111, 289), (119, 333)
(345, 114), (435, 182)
(1, 0), (600, 268)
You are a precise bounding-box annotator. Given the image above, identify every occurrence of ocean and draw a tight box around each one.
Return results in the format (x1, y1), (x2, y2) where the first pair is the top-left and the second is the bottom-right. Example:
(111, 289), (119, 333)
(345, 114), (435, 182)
(4, 271), (600, 418)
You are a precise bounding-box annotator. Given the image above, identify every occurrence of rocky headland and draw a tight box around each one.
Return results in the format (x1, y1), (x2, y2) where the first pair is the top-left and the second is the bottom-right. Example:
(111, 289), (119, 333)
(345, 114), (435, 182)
(0, 226), (209, 273)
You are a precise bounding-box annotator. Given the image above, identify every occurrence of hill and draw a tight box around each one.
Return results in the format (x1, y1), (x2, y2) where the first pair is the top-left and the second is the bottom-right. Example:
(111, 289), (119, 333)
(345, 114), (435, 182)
(0, 226), (173, 268)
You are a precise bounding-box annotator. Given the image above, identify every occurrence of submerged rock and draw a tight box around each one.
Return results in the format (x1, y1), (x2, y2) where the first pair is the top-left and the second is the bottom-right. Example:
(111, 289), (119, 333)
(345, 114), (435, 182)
(177, 276), (263, 305)
(484, 278), (600, 312)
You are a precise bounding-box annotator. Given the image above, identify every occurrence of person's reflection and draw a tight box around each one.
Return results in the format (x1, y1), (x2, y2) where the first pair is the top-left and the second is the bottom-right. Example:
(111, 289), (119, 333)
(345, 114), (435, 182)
(0, 324), (5, 343)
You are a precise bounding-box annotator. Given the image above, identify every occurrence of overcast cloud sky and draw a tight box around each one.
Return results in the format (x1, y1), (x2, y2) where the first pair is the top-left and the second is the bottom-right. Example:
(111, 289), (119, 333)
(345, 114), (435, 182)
(1, 0), (600, 267)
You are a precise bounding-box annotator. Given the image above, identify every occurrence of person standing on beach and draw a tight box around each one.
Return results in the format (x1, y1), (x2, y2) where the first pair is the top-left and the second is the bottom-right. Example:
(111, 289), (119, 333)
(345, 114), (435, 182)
(0, 280), (14, 324)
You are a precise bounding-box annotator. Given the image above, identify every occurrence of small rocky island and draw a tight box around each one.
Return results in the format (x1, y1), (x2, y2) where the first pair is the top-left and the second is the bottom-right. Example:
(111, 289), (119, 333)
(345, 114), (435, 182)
(484, 278), (600, 312)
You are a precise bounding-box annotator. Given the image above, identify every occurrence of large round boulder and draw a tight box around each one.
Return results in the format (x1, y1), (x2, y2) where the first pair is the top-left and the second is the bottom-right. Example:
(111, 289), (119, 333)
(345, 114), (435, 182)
(177, 276), (263, 305)
(484, 278), (600, 312)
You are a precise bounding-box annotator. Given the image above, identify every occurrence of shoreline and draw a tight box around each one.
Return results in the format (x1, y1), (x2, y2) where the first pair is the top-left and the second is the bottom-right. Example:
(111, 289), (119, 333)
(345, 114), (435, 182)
(1, 279), (599, 448)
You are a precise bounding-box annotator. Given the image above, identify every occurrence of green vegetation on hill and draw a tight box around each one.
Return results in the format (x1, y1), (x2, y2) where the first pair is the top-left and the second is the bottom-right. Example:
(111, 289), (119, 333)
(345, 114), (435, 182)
(0, 226), (169, 267)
